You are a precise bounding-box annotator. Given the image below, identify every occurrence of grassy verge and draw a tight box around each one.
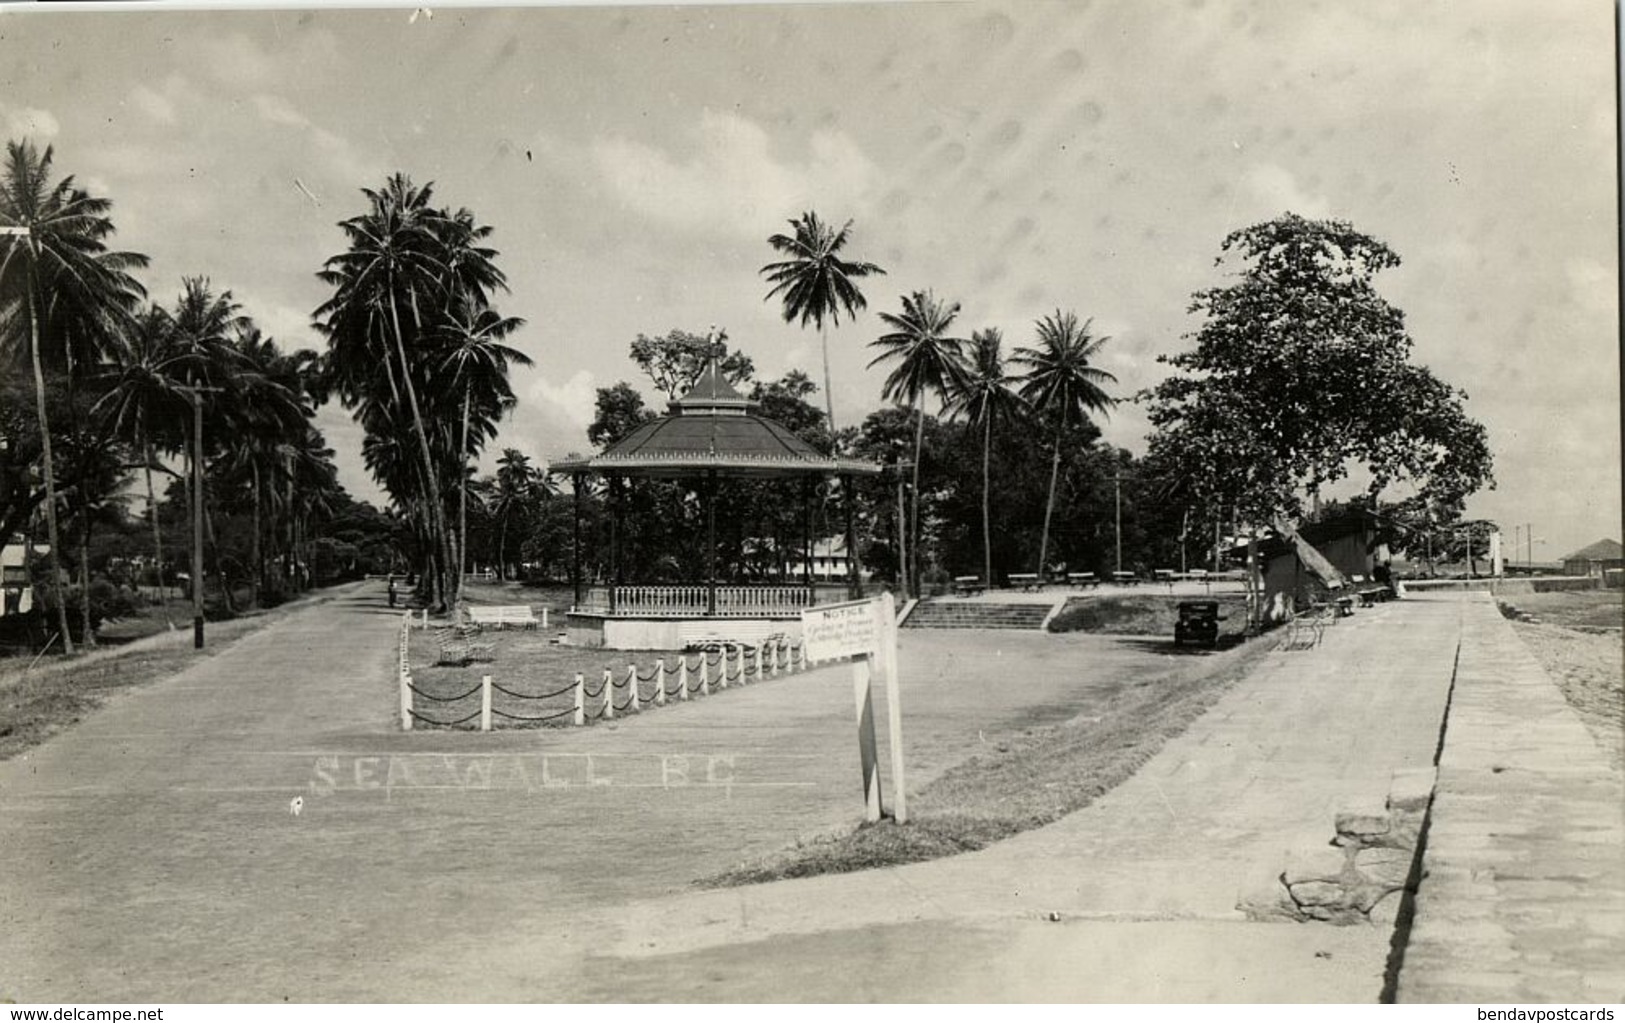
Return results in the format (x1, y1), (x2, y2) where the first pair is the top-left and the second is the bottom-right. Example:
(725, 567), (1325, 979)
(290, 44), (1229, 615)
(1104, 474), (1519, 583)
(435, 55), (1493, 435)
(702, 627), (1281, 886)
(0, 585), (351, 760)
(1049, 593), (1248, 637)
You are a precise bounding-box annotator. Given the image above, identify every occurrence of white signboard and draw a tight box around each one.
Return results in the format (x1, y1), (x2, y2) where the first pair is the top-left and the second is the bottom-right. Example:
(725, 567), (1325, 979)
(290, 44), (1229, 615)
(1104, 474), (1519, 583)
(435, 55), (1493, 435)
(800, 598), (883, 663)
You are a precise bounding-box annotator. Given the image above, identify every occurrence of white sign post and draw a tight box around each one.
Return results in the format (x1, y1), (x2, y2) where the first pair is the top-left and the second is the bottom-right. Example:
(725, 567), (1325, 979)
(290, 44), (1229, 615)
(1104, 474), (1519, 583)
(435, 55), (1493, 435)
(801, 594), (906, 824)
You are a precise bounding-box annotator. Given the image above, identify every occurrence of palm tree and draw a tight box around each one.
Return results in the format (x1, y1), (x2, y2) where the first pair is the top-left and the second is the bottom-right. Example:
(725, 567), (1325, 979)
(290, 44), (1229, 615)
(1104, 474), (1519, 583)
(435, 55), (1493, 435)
(0, 139), (148, 654)
(1011, 311), (1118, 579)
(948, 328), (1026, 588)
(760, 211), (885, 434)
(93, 304), (189, 612)
(434, 299), (529, 602)
(316, 173), (458, 609)
(492, 448), (549, 580)
(867, 290), (970, 598)
(226, 326), (312, 608)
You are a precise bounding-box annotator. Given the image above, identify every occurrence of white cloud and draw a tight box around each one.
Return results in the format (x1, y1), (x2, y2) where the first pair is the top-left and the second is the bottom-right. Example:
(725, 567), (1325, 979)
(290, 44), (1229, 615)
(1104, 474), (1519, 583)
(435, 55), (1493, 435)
(1242, 162), (1332, 220)
(200, 32), (276, 88)
(0, 104), (59, 141)
(1566, 256), (1616, 317)
(591, 109), (880, 237)
(525, 368), (598, 445)
(129, 86), (177, 125)
(252, 94), (311, 130)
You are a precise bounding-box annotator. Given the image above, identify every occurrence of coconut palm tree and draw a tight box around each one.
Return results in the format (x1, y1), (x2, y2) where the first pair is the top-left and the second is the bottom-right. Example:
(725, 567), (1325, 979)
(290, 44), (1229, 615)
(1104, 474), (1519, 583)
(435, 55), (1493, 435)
(316, 173), (458, 609)
(760, 211), (885, 434)
(224, 326), (314, 607)
(947, 328), (1027, 589)
(492, 448), (549, 580)
(433, 299), (529, 602)
(867, 290), (970, 598)
(1011, 310), (1118, 579)
(0, 139), (149, 654)
(93, 304), (190, 611)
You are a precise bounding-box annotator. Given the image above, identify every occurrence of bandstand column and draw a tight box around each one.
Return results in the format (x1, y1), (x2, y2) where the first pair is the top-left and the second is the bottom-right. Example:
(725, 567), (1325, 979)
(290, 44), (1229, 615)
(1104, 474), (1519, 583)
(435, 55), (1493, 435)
(704, 471), (718, 617)
(843, 473), (860, 599)
(571, 474), (583, 607)
(608, 476), (620, 614)
(802, 476), (814, 591)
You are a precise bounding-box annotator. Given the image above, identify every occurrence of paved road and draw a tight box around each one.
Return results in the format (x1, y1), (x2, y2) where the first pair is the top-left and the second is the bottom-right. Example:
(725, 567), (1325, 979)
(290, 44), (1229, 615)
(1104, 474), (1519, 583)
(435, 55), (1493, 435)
(1, 582), (1195, 1001)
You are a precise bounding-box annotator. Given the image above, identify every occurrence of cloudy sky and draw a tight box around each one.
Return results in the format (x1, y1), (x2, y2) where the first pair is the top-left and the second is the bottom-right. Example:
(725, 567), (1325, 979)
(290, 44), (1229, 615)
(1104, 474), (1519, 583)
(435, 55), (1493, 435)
(2, 0), (1617, 558)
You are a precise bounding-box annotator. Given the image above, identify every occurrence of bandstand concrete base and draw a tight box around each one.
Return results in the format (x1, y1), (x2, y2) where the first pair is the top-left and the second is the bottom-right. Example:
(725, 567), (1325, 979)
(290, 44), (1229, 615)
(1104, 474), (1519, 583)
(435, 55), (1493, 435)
(565, 611), (805, 650)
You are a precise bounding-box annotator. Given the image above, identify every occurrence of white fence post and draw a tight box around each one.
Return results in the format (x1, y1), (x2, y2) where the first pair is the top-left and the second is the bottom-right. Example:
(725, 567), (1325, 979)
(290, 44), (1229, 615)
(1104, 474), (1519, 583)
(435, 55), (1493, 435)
(628, 664), (640, 712)
(754, 644), (763, 680)
(541, 607), (549, 630)
(602, 668), (615, 720)
(718, 647), (731, 690)
(400, 671), (412, 731)
(573, 672), (585, 726)
(678, 657), (690, 701)
(480, 674), (492, 732)
(699, 654), (710, 696)
(421, 608), (429, 629)
(654, 659), (666, 706)
(769, 639), (779, 678)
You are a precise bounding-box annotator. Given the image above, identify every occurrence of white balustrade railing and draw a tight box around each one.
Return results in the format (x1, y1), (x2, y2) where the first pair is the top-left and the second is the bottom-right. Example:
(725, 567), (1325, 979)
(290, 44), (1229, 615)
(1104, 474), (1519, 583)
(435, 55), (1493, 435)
(572, 584), (815, 618)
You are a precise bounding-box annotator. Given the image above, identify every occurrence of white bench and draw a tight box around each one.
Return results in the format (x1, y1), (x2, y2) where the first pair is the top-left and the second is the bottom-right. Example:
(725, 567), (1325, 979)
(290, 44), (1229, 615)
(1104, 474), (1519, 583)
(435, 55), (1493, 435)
(466, 605), (541, 629)
(953, 575), (985, 597)
(1008, 572), (1042, 591)
(434, 626), (494, 665)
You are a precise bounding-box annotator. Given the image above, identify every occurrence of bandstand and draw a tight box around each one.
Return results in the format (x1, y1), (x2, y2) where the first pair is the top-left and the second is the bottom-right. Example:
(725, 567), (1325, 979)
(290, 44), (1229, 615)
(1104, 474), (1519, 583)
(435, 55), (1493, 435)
(548, 361), (881, 649)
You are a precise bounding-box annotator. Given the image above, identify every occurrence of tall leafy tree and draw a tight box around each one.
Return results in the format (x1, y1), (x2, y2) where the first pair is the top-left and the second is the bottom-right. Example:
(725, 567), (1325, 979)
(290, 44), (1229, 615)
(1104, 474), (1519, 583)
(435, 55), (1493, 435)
(1143, 214), (1493, 608)
(760, 211), (885, 434)
(0, 139), (148, 654)
(948, 327), (1026, 587)
(1012, 310), (1117, 579)
(867, 289), (970, 597)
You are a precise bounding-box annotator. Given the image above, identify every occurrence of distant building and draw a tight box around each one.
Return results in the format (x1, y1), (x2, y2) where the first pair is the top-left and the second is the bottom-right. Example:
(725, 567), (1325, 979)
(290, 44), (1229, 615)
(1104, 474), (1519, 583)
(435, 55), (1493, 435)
(1248, 510), (1385, 617)
(1, 535), (39, 617)
(1559, 538), (1623, 579)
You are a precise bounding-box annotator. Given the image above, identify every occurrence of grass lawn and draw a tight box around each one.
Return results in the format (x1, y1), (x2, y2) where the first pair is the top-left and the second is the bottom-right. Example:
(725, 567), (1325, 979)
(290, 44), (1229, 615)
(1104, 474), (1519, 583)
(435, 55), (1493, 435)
(1498, 588), (1624, 630)
(703, 625), (1283, 886)
(1049, 592), (1250, 638)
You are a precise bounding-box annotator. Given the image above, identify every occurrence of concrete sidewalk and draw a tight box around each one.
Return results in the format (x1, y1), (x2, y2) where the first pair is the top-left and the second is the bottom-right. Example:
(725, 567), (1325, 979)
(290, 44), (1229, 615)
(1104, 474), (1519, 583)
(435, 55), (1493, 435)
(1396, 594), (1625, 1002)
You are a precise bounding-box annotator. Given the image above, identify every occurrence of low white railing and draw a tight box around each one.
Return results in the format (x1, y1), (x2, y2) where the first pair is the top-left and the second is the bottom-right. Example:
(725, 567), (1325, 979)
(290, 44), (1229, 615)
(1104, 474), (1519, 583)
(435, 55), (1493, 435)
(573, 584), (815, 618)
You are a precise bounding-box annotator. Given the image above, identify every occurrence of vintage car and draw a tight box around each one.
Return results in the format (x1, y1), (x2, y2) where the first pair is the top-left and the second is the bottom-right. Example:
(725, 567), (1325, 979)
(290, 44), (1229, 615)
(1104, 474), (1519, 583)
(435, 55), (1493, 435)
(1173, 600), (1223, 647)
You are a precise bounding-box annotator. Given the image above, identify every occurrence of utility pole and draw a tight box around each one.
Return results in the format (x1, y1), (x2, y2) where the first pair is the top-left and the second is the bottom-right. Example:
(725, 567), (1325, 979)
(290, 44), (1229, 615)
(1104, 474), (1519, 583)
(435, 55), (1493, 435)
(178, 385), (222, 649)
(894, 463), (910, 600)
(1112, 474), (1124, 573)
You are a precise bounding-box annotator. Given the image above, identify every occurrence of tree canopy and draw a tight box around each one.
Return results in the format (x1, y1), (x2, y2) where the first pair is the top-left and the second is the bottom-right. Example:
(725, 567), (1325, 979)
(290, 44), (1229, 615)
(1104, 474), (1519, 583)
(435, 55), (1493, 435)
(1143, 213), (1493, 527)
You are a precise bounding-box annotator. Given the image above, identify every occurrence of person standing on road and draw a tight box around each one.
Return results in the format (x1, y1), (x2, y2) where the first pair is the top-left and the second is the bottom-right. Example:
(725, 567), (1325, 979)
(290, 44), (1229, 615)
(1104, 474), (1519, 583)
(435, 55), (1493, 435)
(387, 575), (397, 608)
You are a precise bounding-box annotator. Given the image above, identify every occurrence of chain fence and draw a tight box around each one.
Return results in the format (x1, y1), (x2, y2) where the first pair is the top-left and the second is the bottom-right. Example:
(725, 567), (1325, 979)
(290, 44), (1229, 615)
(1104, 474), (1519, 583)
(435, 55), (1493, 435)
(398, 618), (812, 731)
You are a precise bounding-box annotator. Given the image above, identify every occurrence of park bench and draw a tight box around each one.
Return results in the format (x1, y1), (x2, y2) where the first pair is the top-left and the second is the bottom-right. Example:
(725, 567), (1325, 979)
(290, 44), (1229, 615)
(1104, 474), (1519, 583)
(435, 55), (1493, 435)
(1154, 568), (1176, 586)
(953, 575), (985, 597)
(1111, 571), (1138, 586)
(1007, 572), (1042, 591)
(466, 604), (541, 629)
(434, 626), (494, 666)
(1284, 605), (1330, 650)
(1067, 571), (1098, 588)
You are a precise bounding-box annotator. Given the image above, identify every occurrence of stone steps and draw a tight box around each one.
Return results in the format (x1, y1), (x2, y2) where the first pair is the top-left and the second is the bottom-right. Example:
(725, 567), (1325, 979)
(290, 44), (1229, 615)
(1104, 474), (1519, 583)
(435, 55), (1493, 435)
(902, 601), (1052, 631)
